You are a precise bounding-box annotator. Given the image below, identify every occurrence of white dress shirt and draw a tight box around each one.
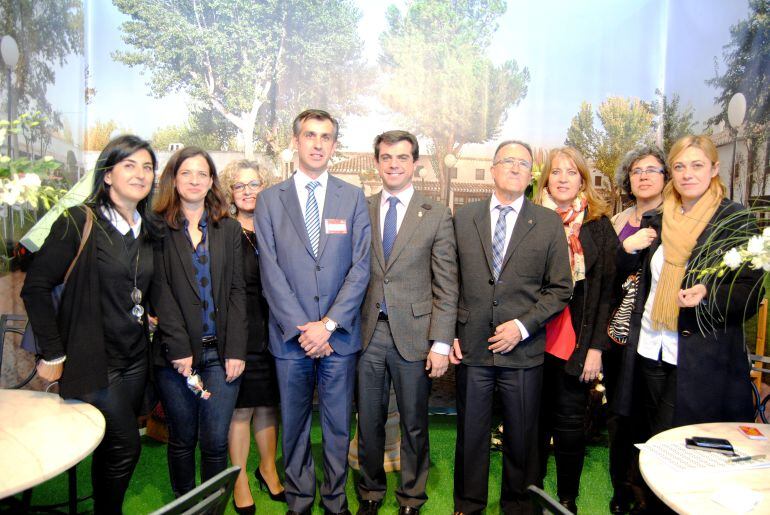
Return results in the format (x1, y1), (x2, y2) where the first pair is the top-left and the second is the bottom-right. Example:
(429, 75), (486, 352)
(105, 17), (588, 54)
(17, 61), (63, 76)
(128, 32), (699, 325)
(637, 245), (679, 364)
(488, 193), (530, 341)
(381, 185), (450, 356)
(101, 205), (142, 238)
(294, 169), (329, 221)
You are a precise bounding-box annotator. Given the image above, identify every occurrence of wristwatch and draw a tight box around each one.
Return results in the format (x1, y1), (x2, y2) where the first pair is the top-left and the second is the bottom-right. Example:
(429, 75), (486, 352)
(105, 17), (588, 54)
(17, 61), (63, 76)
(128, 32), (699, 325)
(322, 317), (338, 332)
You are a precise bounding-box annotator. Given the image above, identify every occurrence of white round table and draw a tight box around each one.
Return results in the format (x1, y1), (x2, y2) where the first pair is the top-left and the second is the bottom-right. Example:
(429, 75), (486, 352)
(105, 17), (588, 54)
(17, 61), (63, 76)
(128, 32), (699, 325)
(0, 389), (105, 499)
(639, 422), (770, 514)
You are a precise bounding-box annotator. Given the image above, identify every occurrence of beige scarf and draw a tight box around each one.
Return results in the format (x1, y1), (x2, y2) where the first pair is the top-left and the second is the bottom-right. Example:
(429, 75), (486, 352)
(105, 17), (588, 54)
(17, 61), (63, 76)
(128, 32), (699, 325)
(651, 181), (722, 331)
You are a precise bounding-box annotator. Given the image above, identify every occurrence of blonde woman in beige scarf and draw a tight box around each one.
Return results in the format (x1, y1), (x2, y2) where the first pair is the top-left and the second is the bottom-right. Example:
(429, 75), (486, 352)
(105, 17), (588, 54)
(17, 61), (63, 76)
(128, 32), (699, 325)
(616, 134), (762, 444)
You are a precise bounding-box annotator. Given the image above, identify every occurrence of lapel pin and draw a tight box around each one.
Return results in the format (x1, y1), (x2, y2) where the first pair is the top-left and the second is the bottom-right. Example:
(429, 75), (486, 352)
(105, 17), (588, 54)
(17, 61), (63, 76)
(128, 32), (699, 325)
(418, 211), (423, 218)
(528, 219), (533, 224)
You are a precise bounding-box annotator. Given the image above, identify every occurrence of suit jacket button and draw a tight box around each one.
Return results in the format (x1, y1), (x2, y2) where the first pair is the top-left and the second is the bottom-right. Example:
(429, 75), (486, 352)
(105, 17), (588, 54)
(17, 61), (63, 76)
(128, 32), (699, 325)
(316, 265), (321, 271)
(681, 330), (692, 337)
(489, 322), (494, 329)
(488, 278), (495, 285)
(492, 300), (499, 306)
(314, 296), (319, 301)
(384, 278), (390, 284)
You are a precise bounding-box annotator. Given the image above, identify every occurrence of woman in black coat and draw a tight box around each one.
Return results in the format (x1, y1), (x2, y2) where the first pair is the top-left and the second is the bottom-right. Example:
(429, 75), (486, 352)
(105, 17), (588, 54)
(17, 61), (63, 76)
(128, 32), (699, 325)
(535, 146), (617, 513)
(615, 135), (762, 433)
(152, 146), (248, 496)
(22, 135), (161, 514)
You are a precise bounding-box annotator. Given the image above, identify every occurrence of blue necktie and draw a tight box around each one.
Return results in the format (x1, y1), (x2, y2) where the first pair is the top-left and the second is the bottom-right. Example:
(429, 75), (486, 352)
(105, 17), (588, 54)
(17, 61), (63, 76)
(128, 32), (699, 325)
(492, 205), (513, 281)
(305, 181), (321, 256)
(381, 196), (399, 315)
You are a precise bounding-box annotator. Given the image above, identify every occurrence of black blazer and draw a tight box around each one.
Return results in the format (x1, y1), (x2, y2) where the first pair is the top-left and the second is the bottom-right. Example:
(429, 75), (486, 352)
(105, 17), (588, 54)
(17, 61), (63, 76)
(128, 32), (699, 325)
(153, 215), (248, 367)
(563, 215), (617, 377)
(454, 197), (573, 368)
(21, 206), (157, 398)
(612, 199), (762, 423)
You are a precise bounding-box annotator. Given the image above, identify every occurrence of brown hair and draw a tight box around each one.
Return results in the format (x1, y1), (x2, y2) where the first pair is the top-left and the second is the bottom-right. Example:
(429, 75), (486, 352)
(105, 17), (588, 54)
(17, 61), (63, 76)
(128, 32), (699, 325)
(664, 134), (726, 201)
(153, 146), (228, 228)
(219, 158), (275, 212)
(537, 146), (611, 221)
(292, 109), (339, 141)
(373, 130), (419, 161)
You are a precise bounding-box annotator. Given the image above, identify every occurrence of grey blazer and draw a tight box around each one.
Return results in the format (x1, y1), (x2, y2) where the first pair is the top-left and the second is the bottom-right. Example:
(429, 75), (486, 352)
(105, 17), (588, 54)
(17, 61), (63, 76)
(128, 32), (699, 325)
(360, 191), (459, 361)
(454, 196), (573, 368)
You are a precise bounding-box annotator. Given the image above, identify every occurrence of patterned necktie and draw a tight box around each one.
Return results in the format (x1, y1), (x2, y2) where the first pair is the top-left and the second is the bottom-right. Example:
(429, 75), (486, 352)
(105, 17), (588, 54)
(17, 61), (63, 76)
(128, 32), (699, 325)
(492, 205), (513, 280)
(305, 181), (321, 256)
(380, 196), (399, 315)
(382, 196), (399, 262)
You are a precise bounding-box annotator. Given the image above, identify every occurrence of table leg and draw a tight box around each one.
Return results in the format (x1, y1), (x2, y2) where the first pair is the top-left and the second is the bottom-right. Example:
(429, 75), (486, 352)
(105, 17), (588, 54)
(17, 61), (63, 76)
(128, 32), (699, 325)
(67, 466), (77, 514)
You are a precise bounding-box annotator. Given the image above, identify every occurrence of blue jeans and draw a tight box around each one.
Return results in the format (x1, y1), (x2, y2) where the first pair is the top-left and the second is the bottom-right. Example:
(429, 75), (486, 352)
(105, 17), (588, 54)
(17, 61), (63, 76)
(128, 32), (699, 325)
(155, 347), (241, 496)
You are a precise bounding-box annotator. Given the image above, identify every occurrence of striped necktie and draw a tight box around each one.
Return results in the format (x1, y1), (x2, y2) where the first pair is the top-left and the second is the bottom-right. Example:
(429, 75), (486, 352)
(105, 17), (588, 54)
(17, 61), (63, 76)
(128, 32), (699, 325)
(305, 181), (321, 256)
(492, 205), (513, 280)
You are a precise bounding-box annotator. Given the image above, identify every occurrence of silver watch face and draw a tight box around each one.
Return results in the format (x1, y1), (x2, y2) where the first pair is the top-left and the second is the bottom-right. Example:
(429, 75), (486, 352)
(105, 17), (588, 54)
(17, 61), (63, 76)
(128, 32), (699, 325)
(325, 320), (336, 331)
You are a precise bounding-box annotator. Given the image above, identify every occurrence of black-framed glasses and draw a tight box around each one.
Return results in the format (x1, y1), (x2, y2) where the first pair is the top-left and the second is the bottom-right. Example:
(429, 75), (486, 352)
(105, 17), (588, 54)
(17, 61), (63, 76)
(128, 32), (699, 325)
(630, 167), (665, 177)
(232, 180), (262, 192)
(493, 157), (532, 171)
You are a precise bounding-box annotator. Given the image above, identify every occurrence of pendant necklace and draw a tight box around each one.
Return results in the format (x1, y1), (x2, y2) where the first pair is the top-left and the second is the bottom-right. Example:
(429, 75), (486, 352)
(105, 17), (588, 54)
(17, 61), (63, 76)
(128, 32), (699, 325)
(130, 249), (144, 324)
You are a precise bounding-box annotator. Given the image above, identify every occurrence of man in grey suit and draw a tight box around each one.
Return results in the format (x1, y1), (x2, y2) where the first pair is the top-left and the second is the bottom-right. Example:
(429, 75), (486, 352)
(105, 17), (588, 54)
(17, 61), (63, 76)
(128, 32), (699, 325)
(356, 130), (458, 515)
(450, 140), (572, 515)
(254, 109), (371, 515)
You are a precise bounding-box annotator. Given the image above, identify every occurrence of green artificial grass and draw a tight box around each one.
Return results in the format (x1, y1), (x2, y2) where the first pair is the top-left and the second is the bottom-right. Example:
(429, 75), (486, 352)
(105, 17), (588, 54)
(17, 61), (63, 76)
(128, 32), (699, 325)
(16, 415), (613, 514)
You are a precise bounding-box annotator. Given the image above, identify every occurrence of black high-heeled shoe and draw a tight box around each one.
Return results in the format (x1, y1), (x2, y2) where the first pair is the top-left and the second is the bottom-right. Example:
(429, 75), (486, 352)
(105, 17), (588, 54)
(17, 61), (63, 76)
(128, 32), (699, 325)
(232, 500), (256, 514)
(254, 467), (287, 503)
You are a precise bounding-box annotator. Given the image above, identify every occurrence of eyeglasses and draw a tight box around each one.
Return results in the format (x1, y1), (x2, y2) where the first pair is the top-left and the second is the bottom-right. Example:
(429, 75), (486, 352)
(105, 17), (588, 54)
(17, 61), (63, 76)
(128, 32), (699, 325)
(232, 180), (262, 192)
(493, 157), (532, 171)
(630, 167), (665, 177)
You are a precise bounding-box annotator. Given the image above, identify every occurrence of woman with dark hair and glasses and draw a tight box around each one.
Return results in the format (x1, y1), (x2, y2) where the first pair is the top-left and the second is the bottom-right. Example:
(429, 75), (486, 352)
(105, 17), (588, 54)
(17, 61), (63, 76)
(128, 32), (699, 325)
(22, 135), (161, 513)
(604, 145), (669, 514)
(152, 146), (247, 497)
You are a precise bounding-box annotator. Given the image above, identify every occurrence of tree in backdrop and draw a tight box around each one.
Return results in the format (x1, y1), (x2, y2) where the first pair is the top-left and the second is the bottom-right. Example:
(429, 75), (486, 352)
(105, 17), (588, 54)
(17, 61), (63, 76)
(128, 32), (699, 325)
(83, 120), (120, 151)
(378, 0), (529, 204)
(113, 0), (368, 159)
(152, 111), (233, 151)
(706, 0), (770, 202)
(566, 97), (655, 205)
(0, 1), (83, 153)
(649, 88), (698, 154)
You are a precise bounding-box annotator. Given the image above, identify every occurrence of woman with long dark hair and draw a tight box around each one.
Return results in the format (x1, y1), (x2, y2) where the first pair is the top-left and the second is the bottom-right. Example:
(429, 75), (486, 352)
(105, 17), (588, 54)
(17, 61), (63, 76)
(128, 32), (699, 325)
(535, 146), (617, 513)
(152, 146), (247, 497)
(22, 135), (161, 514)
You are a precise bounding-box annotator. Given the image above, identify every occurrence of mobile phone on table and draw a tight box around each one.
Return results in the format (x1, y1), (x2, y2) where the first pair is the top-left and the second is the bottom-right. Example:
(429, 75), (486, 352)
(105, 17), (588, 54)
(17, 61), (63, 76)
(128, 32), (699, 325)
(684, 436), (735, 455)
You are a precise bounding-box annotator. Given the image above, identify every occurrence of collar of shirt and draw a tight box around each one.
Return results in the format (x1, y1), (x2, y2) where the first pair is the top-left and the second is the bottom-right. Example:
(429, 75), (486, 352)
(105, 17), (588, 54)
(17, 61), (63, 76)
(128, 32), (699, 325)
(101, 205), (142, 238)
(294, 169), (329, 191)
(489, 192), (524, 215)
(381, 184), (414, 209)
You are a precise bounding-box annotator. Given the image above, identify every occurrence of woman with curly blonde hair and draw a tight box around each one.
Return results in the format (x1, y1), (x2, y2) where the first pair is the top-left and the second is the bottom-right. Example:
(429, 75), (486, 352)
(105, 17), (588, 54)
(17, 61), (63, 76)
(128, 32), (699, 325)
(220, 158), (284, 513)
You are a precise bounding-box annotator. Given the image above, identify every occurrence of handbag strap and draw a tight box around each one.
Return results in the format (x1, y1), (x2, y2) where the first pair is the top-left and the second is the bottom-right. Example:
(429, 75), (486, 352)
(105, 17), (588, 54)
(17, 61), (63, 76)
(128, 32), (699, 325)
(62, 207), (94, 285)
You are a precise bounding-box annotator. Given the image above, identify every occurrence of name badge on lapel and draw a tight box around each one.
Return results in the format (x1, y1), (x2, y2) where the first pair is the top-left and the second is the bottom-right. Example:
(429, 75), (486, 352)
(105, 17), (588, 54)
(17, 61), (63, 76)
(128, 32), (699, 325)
(325, 219), (347, 234)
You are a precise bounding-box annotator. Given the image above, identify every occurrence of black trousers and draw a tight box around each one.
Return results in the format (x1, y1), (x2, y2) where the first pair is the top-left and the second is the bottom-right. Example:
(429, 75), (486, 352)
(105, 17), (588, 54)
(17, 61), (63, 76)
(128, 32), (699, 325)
(357, 320), (432, 508)
(638, 355), (677, 436)
(76, 354), (148, 515)
(454, 363), (542, 515)
(538, 353), (589, 501)
(602, 345), (642, 503)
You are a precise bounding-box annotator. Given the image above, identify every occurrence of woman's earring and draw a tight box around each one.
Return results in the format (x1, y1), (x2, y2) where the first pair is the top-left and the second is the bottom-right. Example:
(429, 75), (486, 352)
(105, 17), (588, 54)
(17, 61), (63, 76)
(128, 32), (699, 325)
(229, 203), (238, 216)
